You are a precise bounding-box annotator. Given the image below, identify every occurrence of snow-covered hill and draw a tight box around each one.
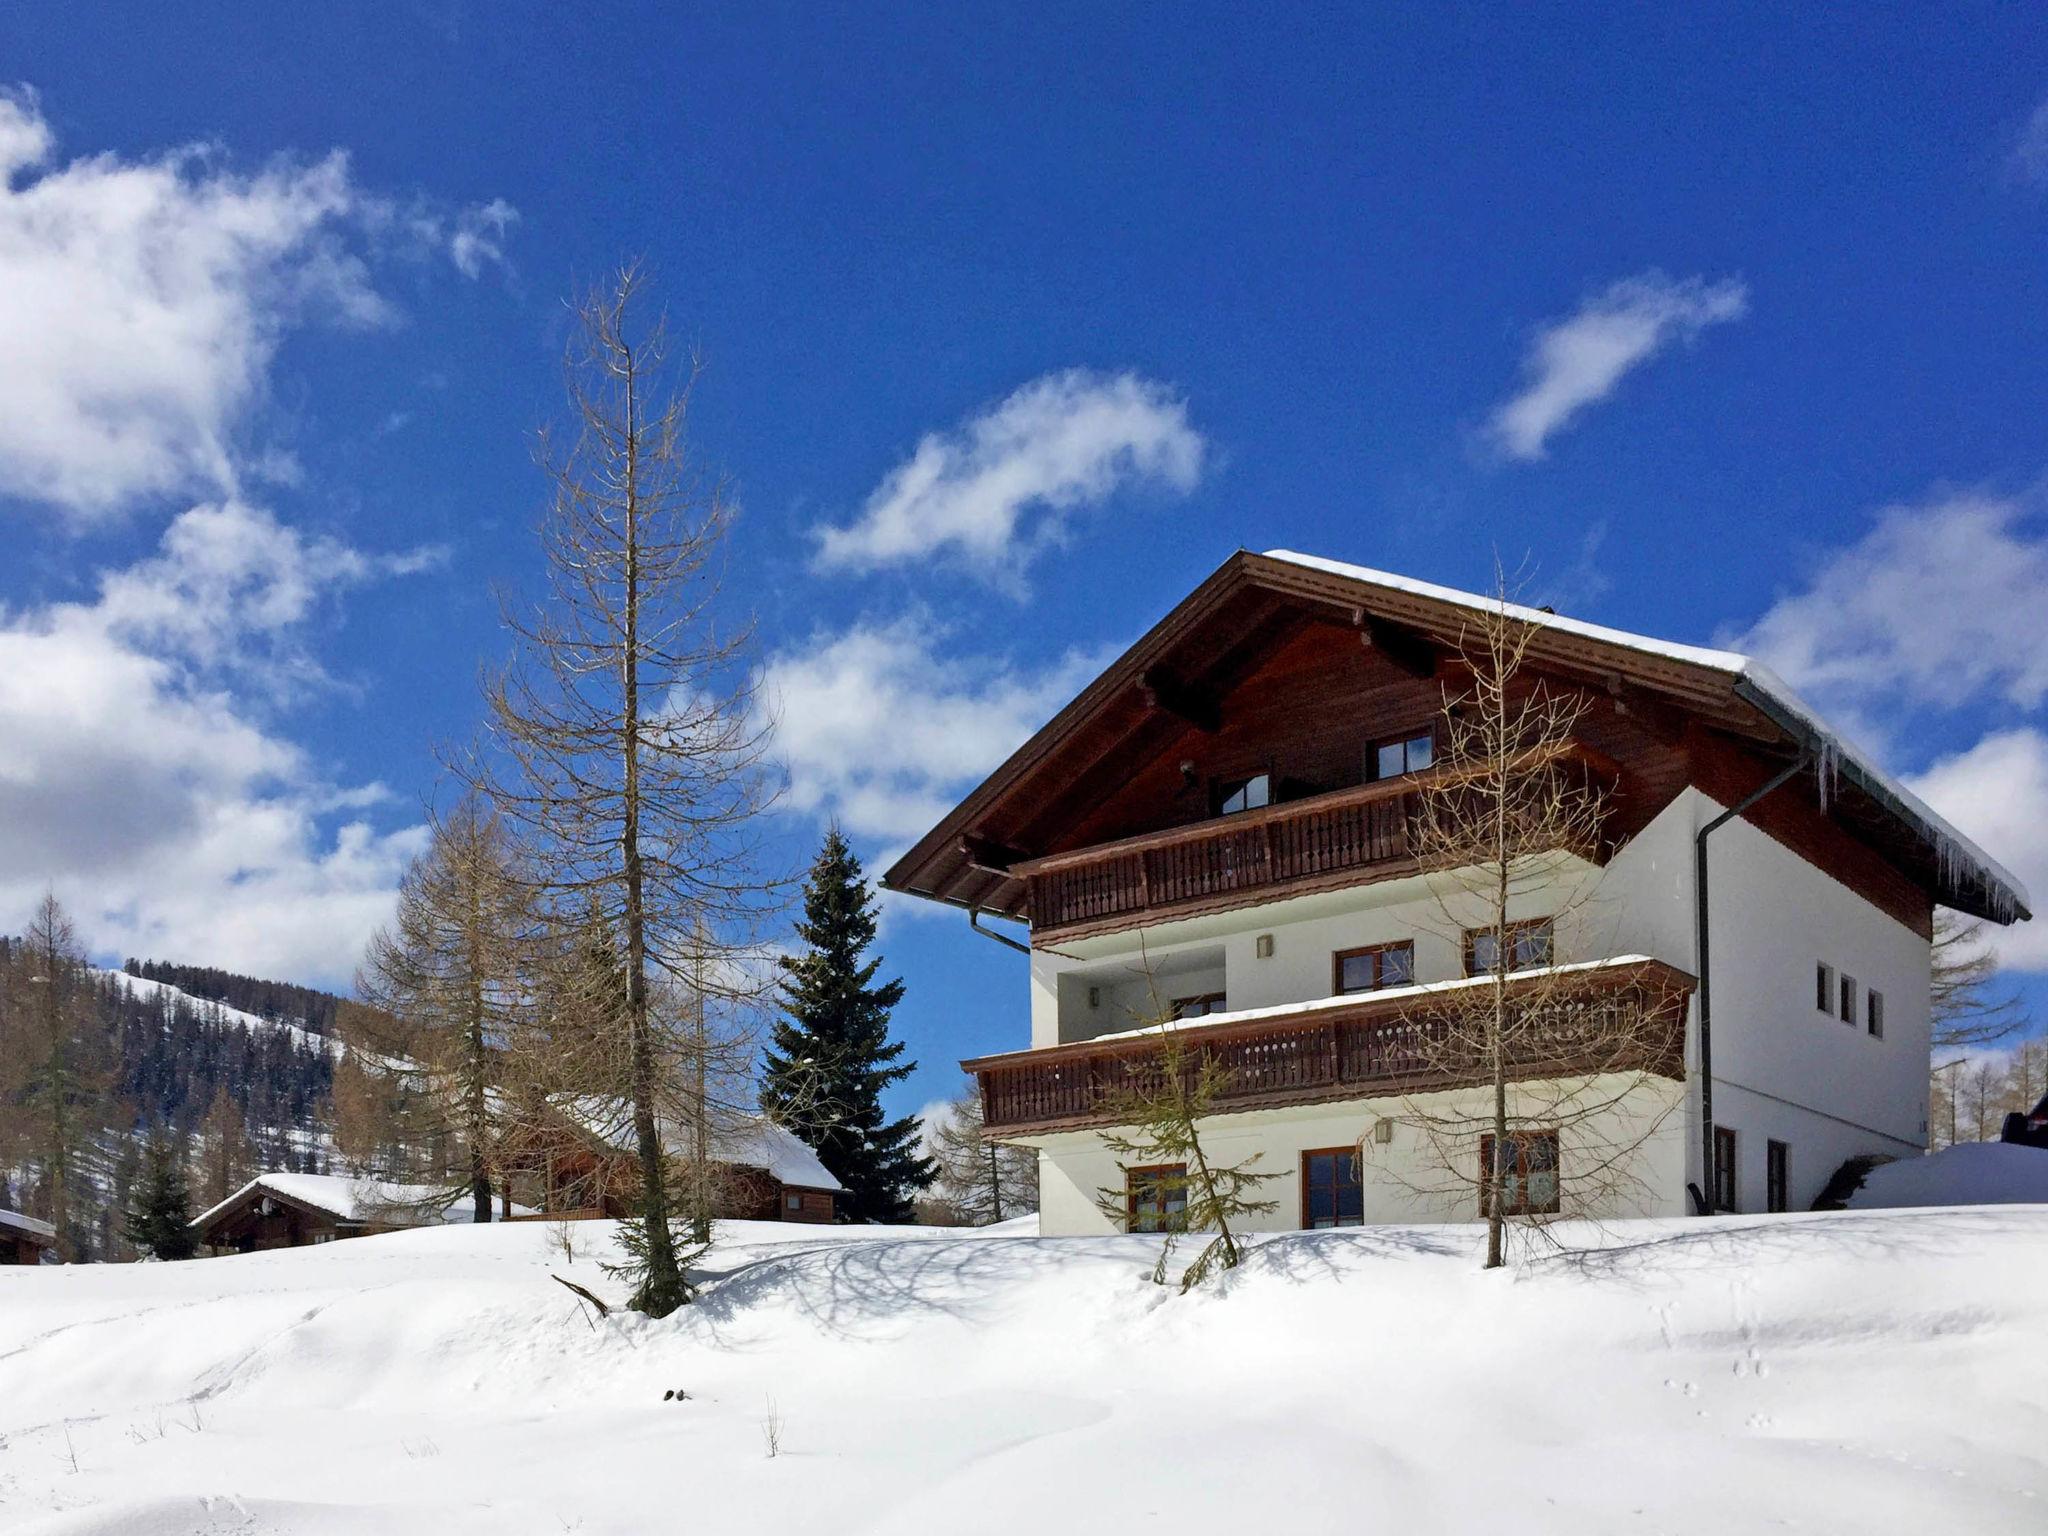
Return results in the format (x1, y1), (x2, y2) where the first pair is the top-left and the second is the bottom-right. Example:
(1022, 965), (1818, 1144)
(102, 969), (334, 1053)
(2, 1209), (2043, 1534)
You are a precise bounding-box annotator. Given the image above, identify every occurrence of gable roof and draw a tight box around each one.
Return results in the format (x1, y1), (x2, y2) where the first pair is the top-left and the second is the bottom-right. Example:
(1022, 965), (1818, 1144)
(881, 549), (2030, 927)
(190, 1172), (523, 1233)
(555, 1101), (845, 1193)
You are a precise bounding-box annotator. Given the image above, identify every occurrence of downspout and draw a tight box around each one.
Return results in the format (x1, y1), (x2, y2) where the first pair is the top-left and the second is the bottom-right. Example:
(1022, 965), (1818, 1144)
(1694, 746), (1814, 1213)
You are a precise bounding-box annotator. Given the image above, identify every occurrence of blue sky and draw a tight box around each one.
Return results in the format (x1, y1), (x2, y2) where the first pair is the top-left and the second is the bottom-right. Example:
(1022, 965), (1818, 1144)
(4, 6), (2046, 1117)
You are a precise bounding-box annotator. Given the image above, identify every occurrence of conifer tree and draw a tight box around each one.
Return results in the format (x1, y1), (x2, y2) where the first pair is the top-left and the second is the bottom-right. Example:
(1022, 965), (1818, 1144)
(123, 1128), (198, 1261)
(763, 831), (934, 1223)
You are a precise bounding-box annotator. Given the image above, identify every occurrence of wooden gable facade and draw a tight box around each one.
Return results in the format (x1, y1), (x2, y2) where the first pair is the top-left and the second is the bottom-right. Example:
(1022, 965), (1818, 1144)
(884, 551), (2028, 944)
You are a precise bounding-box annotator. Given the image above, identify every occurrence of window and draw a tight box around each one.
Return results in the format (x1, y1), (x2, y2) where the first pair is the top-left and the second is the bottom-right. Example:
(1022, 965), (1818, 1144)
(1866, 989), (1885, 1040)
(1213, 772), (1270, 816)
(1171, 992), (1227, 1019)
(1839, 974), (1858, 1025)
(1301, 1148), (1364, 1229)
(1464, 919), (1555, 977)
(1368, 732), (1434, 781)
(1127, 1165), (1188, 1233)
(1766, 1140), (1789, 1214)
(1333, 941), (1415, 995)
(1479, 1130), (1560, 1217)
(786, 1193), (802, 1212)
(1815, 961), (1834, 1013)
(310, 1232), (335, 1245)
(1713, 1125), (1738, 1212)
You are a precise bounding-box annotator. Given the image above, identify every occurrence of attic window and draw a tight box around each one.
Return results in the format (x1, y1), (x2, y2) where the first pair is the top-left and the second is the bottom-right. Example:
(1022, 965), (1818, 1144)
(1368, 732), (1434, 781)
(1213, 773), (1270, 816)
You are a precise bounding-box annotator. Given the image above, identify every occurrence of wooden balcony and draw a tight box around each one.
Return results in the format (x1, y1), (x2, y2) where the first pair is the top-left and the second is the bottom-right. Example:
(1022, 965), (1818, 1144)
(1015, 749), (1617, 939)
(965, 956), (1692, 1136)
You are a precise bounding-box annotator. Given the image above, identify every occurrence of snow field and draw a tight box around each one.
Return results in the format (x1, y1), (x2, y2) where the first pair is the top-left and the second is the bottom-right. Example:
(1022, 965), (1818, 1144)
(1, 1207), (2043, 1534)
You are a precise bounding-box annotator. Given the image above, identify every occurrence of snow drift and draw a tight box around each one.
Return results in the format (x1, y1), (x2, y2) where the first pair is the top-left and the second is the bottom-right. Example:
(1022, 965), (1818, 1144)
(2, 1209), (2043, 1533)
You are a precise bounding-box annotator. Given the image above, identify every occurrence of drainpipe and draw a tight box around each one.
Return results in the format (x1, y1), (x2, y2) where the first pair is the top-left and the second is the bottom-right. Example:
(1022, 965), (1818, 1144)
(1694, 747), (1814, 1213)
(969, 906), (1033, 956)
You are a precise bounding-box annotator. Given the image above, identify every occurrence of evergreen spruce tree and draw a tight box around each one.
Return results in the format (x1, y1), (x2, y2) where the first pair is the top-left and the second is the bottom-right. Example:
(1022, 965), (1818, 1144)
(762, 831), (935, 1222)
(123, 1128), (198, 1261)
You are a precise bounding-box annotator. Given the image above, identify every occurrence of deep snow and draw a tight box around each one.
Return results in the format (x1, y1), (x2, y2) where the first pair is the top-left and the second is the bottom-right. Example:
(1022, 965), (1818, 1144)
(2, 1209), (2043, 1534)
(1845, 1141), (2048, 1208)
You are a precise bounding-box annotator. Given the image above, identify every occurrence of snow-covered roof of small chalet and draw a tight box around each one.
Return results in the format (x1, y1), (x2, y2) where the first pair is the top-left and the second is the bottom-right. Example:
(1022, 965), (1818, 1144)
(1266, 550), (2029, 920)
(1, 1207), (57, 1241)
(559, 1101), (845, 1193)
(190, 1172), (528, 1232)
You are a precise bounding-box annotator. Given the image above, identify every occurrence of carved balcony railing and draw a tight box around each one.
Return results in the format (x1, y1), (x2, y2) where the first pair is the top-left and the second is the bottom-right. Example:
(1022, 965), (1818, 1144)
(964, 956), (1692, 1136)
(1014, 748), (1615, 939)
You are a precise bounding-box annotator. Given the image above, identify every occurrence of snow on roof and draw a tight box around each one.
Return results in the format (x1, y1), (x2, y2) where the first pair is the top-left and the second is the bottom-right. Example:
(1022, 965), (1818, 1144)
(559, 1100), (844, 1192)
(1264, 550), (2031, 920)
(1, 1207), (57, 1241)
(191, 1172), (528, 1231)
(1077, 954), (1672, 1047)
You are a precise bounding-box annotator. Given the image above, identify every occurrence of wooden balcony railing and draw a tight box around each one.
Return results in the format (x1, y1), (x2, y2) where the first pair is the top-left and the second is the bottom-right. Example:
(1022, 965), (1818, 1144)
(1014, 748), (1617, 939)
(965, 957), (1692, 1136)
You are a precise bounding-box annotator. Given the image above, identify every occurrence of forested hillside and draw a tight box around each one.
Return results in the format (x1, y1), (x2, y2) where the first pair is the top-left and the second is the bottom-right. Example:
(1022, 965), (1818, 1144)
(0, 928), (346, 1263)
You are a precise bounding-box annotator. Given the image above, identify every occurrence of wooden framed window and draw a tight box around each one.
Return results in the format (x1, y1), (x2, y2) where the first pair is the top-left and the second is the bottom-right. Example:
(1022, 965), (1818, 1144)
(1367, 731), (1435, 782)
(1464, 919), (1554, 977)
(1301, 1148), (1364, 1229)
(1838, 974), (1858, 1025)
(1766, 1140), (1789, 1214)
(1478, 1129), (1560, 1217)
(1126, 1164), (1188, 1233)
(1713, 1125), (1738, 1212)
(1815, 961), (1834, 1013)
(1213, 772), (1270, 816)
(1866, 989), (1885, 1040)
(1170, 992), (1227, 1020)
(785, 1193), (802, 1212)
(1333, 941), (1415, 995)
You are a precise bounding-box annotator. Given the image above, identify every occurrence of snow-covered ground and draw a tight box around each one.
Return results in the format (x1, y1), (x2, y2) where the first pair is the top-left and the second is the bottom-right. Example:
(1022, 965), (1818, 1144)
(2, 1208), (2043, 1534)
(102, 971), (332, 1054)
(1846, 1141), (2048, 1208)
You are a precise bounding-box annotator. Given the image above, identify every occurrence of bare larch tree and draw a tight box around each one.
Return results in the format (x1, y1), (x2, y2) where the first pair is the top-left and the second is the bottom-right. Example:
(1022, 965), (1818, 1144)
(1394, 585), (1686, 1269)
(465, 264), (778, 1317)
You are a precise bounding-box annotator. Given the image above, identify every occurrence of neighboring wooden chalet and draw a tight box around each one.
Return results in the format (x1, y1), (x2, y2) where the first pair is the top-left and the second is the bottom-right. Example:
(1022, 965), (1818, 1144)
(505, 1102), (843, 1224)
(884, 549), (2032, 1233)
(1, 1208), (56, 1265)
(192, 1173), (512, 1255)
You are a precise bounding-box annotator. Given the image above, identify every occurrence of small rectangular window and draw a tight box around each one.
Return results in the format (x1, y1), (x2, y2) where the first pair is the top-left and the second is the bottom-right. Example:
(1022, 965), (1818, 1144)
(1766, 1140), (1789, 1214)
(1866, 989), (1884, 1040)
(1213, 773), (1270, 816)
(786, 1193), (802, 1212)
(1170, 992), (1226, 1019)
(1816, 962), (1834, 1013)
(1369, 732), (1435, 781)
(1464, 919), (1555, 977)
(1301, 1148), (1364, 1229)
(1333, 941), (1415, 995)
(1479, 1130), (1560, 1217)
(1127, 1165), (1188, 1233)
(1839, 974), (1858, 1025)
(1713, 1125), (1738, 1211)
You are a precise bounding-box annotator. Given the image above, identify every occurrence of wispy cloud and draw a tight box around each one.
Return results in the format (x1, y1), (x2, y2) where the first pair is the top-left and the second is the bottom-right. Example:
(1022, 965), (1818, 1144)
(0, 83), (512, 522)
(2009, 93), (2048, 185)
(759, 614), (1114, 846)
(1485, 271), (1748, 461)
(812, 369), (1204, 594)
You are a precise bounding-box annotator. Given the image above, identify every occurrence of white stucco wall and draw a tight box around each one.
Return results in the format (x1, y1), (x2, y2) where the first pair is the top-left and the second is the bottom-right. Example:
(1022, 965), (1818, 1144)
(1017, 783), (1937, 1223)
(1031, 1076), (1690, 1236)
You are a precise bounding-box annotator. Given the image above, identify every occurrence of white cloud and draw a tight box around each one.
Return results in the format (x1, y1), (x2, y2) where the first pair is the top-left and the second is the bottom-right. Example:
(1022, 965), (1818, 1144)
(812, 369), (1204, 592)
(2010, 94), (2048, 185)
(1908, 730), (2048, 971)
(760, 615), (1113, 846)
(1729, 491), (2048, 718)
(1486, 271), (1749, 461)
(0, 85), (511, 521)
(0, 504), (431, 983)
